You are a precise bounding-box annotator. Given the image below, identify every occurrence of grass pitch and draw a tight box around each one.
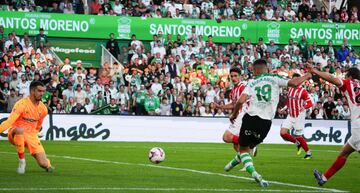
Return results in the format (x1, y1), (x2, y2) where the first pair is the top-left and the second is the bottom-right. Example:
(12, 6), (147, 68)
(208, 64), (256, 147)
(0, 141), (358, 193)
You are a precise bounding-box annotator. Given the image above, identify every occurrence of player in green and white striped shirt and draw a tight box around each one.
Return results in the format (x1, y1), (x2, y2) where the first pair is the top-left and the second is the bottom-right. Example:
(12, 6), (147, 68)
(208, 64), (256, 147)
(225, 59), (312, 187)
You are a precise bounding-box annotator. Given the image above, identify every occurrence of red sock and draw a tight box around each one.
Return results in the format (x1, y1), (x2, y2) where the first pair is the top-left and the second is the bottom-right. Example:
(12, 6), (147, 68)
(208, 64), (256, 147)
(232, 135), (239, 145)
(281, 133), (297, 143)
(18, 152), (25, 159)
(296, 136), (309, 152)
(324, 156), (347, 180)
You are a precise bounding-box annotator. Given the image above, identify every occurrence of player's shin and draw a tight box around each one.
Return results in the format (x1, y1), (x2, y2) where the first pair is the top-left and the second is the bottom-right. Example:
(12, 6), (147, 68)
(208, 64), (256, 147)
(224, 154), (241, 172)
(323, 156), (347, 180)
(239, 152), (256, 175)
(13, 134), (25, 160)
(280, 132), (297, 143)
(296, 136), (310, 152)
(239, 152), (268, 187)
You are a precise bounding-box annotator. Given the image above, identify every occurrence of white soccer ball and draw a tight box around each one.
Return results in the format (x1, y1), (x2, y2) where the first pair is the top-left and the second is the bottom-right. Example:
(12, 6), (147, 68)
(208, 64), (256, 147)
(148, 147), (165, 164)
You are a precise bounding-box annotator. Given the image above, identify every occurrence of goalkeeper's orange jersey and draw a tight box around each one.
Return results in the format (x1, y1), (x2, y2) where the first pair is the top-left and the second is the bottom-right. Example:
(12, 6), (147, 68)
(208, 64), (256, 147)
(0, 97), (48, 134)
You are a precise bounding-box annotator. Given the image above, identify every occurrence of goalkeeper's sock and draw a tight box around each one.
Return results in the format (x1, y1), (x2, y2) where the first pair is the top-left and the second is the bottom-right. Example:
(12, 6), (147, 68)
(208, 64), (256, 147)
(14, 134), (25, 160)
(239, 152), (256, 175)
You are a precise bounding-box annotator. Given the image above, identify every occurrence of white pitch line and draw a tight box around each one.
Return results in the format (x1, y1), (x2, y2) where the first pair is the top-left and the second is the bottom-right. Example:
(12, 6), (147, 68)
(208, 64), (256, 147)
(110, 145), (341, 153)
(51, 154), (346, 193)
(0, 152), (349, 193)
(0, 187), (337, 192)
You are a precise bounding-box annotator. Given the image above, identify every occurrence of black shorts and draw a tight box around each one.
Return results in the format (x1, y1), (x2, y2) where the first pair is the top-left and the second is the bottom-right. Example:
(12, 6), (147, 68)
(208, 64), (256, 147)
(239, 113), (272, 147)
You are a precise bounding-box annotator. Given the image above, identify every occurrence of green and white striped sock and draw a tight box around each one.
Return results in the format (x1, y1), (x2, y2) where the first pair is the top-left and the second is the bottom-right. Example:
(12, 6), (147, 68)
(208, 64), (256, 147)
(229, 154), (242, 167)
(240, 153), (256, 175)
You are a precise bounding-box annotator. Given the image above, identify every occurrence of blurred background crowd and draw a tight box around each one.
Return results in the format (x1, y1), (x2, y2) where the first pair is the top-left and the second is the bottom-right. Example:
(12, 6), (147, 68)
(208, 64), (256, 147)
(0, 0), (358, 23)
(0, 0), (359, 119)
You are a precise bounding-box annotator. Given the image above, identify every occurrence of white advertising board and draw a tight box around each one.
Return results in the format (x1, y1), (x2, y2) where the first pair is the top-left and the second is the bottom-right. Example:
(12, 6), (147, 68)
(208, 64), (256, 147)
(0, 114), (350, 145)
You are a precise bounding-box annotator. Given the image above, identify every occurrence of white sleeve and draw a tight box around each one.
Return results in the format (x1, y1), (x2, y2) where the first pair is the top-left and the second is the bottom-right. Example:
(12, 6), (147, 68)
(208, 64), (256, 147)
(275, 76), (289, 87)
(242, 83), (251, 96)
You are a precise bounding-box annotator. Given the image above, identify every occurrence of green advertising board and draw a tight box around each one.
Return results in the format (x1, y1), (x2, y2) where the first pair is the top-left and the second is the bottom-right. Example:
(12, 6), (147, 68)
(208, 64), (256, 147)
(49, 38), (103, 68)
(0, 11), (359, 46)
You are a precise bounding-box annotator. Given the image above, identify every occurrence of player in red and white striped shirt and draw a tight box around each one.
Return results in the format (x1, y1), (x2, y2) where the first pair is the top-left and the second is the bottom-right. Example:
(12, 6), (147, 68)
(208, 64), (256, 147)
(216, 68), (257, 172)
(216, 68), (246, 148)
(280, 73), (313, 159)
(311, 67), (360, 186)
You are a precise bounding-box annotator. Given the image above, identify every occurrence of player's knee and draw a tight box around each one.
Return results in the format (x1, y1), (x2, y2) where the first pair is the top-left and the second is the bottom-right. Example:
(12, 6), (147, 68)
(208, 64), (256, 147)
(13, 128), (24, 135)
(222, 132), (232, 143)
(280, 128), (288, 136)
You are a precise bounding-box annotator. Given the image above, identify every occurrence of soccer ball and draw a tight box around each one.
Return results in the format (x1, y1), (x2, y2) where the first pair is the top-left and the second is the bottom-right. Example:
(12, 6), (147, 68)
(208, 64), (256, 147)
(148, 147), (165, 164)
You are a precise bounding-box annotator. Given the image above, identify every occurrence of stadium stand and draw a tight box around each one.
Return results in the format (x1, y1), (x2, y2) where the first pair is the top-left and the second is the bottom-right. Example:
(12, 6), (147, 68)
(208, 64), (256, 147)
(0, 0), (359, 119)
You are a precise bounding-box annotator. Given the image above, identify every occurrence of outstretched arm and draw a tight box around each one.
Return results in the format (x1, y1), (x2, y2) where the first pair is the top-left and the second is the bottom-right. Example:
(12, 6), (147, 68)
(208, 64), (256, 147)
(287, 73), (312, 88)
(308, 67), (342, 87)
(0, 111), (21, 133)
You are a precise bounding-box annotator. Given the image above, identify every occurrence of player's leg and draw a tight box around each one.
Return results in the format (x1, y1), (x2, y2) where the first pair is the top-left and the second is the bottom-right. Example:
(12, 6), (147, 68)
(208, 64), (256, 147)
(223, 131), (241, 171)
(223, 114), (243, 171)
(33, 152), (54, 172)
(280, 116), (300, 148)
(8, 128), (26, 174)
(222, 130), (239, 146)
(294, 133), (311, 159)
(226, 114), (270, 187)
(238, 145), (268, 187)
(280, 128), (297, 143)
(27, 135), (54, 172)
(239, 115), (271, 187)
(314, 142), (355, 186)
(294, 113), (311, 158)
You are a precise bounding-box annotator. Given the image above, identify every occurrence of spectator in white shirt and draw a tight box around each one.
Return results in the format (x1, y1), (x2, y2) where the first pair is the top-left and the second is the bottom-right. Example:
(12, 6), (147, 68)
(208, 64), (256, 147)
(17, 74), (30, 96)
(62, 82), (75, 102)
(205, 83), (216, 104)
(265, 4), (274, 20)
(284, 5), (296, 21)
(223, 2), (234, 18)
(173, 8), (183, 18)
(130, 34), (143, 50)
(153, 9), (162, 18)
(74, 84), (87, 105)
(151, 77), (162, 95)
(167, 1), (177, 17)
(113, 0), (123, 15)
(312, 49), (322, 65)
(61, 57), (73, 73)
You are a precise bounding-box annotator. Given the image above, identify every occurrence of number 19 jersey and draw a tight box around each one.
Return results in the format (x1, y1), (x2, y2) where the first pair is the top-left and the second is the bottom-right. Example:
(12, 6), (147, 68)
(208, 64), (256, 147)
(243, 73), (289, 120)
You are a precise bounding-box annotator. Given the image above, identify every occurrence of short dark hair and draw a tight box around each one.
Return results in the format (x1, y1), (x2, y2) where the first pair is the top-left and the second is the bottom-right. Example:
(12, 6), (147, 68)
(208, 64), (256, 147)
(30, 81), (44, 90)
(346, 67), (360, 80)
(253, 59), (267, 67)
(292, 73), (301, 78)
(230, 67), (241, 75)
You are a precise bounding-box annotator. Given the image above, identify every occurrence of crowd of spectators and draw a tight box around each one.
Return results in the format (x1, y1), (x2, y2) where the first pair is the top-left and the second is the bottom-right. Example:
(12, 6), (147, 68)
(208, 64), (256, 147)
(1, 0), (359, 23)
(0, 18), (359, 120)
(0, 0), (360, 119)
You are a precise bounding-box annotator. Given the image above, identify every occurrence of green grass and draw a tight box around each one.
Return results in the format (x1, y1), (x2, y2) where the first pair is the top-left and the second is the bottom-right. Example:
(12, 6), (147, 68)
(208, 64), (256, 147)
(0, 141), (358, 193)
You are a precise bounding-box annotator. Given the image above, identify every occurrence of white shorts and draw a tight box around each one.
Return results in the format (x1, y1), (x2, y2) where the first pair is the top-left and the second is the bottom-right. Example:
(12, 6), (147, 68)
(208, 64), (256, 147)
(348, 127), (360, 151)
(227, 111), (245, 136)
(281, 111), (306, 136)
